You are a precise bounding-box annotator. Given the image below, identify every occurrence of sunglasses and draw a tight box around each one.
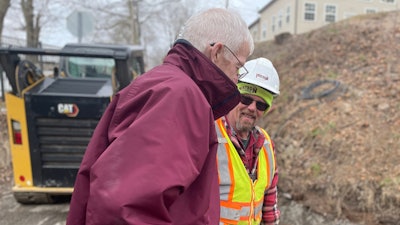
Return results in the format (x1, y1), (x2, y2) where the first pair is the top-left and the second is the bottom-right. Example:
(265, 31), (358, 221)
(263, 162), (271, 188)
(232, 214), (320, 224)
(240, 95), (270, 111)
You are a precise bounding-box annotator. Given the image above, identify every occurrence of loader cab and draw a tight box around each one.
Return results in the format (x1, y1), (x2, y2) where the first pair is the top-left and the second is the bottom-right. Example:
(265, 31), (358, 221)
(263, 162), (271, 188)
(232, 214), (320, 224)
(59, 43), (145, 90)
(64, 57), (115, 79)
(0, 43), (146, 96)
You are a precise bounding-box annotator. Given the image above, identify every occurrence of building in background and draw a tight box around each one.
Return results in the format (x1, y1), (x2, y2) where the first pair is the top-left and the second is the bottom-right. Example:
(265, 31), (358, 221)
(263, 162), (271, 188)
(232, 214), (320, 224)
(250, 0), (398, 42)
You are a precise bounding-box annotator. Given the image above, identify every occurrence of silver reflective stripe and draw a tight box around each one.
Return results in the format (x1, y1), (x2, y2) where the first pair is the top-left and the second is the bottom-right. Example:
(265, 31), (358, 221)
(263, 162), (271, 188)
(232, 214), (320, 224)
(220, 205), (240, 221)
(261, 128), (275, 188)
(254, 202), (263, 216)
(220, 205), (251, 220)
(239, 206), (251, 216)
(215, 121), (231, 201)
(218, 137), (228, 143)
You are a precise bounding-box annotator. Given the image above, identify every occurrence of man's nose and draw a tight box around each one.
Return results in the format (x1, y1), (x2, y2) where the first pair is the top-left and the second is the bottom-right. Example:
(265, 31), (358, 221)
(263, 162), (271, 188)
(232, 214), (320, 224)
(247, 101), (257, 111)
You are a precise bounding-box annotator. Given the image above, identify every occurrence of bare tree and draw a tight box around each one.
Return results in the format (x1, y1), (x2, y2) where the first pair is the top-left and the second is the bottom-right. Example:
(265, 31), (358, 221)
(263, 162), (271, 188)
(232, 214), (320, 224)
(64, 0), (142, 45)
(4, 0), (201, 68)
(0, 0), (11, 45)
(104, 0), (141, 45)
(21, 0), (40, 47)
(129, 0), (140, 44)
(8, 0), (62, 48)
(78, 0), (197, 67)
(139, 0), (198, 67)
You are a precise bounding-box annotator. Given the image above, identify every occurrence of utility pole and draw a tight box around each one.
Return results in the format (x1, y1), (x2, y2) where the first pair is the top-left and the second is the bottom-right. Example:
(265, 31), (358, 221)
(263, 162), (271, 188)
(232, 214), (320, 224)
(225, 0), (229, 8)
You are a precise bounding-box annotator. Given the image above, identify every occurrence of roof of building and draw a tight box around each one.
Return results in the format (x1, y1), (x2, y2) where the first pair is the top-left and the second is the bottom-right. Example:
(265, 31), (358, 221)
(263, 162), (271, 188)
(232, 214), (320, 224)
(258, 0), (278, 13)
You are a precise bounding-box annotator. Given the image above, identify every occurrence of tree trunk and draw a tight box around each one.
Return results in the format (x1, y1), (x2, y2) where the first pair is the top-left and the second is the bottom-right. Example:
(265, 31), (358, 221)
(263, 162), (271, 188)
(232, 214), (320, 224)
(21, 0), (40, 62)
(0, 0), (11, 45)
(128, 0), (140, 45)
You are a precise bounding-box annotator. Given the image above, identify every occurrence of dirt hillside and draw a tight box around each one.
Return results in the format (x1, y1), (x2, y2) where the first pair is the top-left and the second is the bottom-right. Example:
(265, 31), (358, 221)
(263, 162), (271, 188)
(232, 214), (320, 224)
(255, 10), (400, 225)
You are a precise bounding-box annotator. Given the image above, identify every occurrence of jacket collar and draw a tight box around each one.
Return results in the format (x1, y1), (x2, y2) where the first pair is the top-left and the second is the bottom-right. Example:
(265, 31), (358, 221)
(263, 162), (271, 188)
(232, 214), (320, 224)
(163, 39), (240, 119)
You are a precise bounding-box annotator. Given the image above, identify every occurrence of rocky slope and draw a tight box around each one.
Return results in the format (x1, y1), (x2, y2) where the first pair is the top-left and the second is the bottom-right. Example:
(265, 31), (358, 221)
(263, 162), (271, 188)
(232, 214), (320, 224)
(254, 10), (400, 225)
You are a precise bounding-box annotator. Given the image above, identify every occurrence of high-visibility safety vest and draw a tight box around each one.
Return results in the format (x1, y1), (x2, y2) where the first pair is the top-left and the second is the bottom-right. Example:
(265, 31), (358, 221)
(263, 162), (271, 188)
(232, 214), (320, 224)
(215, 118), (276, 225)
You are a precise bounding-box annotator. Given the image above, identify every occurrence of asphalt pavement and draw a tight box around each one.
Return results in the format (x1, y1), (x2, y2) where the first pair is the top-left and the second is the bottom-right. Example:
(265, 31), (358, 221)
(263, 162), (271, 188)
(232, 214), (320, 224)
(0, 191), (69, 225)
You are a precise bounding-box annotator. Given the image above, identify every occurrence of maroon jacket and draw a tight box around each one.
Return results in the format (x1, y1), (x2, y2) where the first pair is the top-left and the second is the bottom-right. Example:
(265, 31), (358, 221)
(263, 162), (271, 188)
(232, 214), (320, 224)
(66, 40), (240, 225)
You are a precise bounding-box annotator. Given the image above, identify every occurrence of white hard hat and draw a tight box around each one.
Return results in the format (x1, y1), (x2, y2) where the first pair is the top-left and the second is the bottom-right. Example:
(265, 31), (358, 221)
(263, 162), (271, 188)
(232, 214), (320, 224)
(239, 58), (280, 96)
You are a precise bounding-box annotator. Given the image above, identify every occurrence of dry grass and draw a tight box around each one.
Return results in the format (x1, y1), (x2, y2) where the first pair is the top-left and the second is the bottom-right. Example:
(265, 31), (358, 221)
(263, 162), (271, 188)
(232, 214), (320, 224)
(254, 10), (400, 224)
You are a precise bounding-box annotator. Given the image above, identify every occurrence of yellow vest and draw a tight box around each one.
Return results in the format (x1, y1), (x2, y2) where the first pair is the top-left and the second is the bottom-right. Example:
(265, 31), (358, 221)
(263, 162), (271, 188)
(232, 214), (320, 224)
(215, 118), (276, 225)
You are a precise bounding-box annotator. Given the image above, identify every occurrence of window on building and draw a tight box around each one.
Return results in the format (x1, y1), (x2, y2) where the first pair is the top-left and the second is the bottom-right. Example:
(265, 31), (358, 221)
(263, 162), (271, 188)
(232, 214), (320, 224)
(252, 29), (258, 41)
(286, 6), (291, 23)
(325, 5), (336, 23)
(278, 11), (283, 28)
(381, 0), (395, 3)
(366, 8), (377, 13)
(272, 16), (276, 32)
(304, 3), (316, 21)
(262, 22), (267, 40)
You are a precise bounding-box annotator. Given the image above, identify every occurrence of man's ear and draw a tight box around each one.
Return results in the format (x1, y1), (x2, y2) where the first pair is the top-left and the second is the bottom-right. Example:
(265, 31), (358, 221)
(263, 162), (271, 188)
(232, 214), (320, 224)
(209, 42), (224, 64)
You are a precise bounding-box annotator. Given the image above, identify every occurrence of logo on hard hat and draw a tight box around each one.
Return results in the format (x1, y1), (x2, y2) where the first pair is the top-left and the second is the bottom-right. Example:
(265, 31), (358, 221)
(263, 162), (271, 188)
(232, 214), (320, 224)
(239, 85), (257, 94)
(256, 73), (268, 80)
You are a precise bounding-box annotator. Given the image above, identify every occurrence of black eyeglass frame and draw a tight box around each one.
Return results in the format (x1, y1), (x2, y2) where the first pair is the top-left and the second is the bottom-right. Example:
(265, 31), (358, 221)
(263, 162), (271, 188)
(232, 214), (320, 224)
(210, 42), (249, 79)
(240, 95), (270, 111)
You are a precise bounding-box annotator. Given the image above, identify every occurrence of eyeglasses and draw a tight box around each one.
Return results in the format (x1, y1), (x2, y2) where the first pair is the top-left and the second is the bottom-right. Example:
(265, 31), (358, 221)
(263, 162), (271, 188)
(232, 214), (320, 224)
(240, 95), (270, 111)
(210, 43), (249, 79)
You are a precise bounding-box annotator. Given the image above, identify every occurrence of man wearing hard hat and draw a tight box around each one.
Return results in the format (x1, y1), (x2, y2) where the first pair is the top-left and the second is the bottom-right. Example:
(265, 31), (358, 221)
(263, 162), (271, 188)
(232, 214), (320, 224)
(215, 57), (280, 225)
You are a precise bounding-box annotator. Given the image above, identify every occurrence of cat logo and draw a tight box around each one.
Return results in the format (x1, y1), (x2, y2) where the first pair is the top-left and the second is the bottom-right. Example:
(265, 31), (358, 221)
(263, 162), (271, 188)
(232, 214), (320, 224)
(57, 103), (79, 117)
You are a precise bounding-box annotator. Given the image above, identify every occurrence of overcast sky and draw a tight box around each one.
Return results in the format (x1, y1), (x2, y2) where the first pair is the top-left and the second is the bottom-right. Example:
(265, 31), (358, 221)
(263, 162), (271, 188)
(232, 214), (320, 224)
(204, 0), (270, 24)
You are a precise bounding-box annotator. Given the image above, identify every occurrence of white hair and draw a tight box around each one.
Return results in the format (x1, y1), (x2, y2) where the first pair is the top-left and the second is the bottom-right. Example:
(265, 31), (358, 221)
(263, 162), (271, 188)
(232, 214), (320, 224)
(178, 8), (254, 56)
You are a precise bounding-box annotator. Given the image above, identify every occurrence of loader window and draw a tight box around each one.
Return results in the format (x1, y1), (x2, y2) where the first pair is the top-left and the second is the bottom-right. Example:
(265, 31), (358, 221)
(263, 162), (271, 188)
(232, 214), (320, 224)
(66, 57), (115, 79)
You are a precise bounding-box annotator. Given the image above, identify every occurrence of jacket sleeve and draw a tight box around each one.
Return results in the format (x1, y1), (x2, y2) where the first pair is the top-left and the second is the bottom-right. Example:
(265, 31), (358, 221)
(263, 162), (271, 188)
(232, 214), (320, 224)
(262, 140), (280, 225)
(66, 93), (120, 225)
(82, 80), (215, 224)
